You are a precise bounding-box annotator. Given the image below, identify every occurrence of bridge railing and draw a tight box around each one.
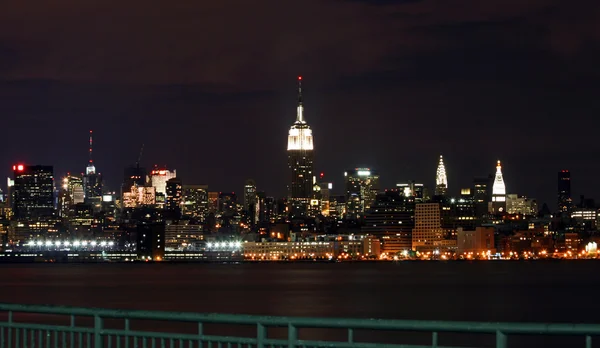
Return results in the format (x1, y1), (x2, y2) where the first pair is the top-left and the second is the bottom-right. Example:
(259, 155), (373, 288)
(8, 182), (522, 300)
(0, 303), (598, 348)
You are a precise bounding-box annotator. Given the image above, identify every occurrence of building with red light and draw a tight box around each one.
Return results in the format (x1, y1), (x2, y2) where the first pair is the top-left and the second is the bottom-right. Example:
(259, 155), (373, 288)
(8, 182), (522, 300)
(12, 165), (55, 221)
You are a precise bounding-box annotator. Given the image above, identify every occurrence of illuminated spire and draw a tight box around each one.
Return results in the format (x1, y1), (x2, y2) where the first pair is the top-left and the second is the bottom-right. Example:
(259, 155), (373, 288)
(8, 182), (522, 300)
(89, 130), (93, 164)
(287, 76), (313, 151)
(435, 155), (448, 196)
(492, 160), (506, 195)
(296, 76), (304, 123)
(86, 130), (96, 175)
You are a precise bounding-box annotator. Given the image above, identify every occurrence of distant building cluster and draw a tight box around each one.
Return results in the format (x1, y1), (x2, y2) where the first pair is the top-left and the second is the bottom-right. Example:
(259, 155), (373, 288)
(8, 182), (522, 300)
(0, 78), (597, 262)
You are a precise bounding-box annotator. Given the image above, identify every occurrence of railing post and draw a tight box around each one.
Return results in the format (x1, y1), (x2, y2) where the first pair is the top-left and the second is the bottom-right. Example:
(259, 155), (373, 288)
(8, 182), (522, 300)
(432, 331), (438, 348)
(496, 330), (507, 348)
(197, 322), (204, 347)
(70, 314), (75, 347)
(124, 319), (130, 348)
(256, 323), (266, 348)
(7, 311), (12, 348)
(287, 323), (297, 348)
(94, 315), (103, 348)
(347, 328), (354, 344)
(586, 335), (592, 348)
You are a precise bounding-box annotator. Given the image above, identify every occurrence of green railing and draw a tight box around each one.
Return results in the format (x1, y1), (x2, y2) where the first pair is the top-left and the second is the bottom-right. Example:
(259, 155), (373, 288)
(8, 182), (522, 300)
(0, 303), (597, 348)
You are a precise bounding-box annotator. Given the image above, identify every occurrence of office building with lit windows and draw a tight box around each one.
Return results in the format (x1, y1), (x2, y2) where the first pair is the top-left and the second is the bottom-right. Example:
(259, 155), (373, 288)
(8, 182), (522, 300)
(362, 190), (413, 252)
(287, 76), (314, 215)
(182, 185), (209, 219)
(411, 203), (443, 252)
(345, 168), (379, 220)
(12, 164), (55, 221)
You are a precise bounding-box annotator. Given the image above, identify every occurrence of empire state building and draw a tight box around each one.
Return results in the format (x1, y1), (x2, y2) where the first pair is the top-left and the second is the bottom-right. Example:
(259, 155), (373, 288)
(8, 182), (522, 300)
(287, 76), (314, 212)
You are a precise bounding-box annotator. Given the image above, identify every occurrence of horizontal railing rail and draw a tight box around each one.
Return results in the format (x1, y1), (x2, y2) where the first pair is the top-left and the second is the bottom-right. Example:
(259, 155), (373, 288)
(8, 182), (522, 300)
(0, 303), (597, 348)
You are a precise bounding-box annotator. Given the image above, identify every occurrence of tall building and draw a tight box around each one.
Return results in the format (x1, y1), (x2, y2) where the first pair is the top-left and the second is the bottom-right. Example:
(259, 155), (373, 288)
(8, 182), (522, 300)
(558, 170), (572, 213)
(244, 179), (257, 223)
(12, 164), (55, 221)
(287, 76), (314, 214)
(412, 203), (443, 252)
(473, 176), (490, 218)
(318, 180), (333, 217)
(150, 167), (177, 197)
(83, 131), (103, 205)
(345, 168), (380, 220)
(489, 160), (506, 214)
(506, 194), (537, 215)
(165, 178), (182, 218)
(435, 155), (448, 196)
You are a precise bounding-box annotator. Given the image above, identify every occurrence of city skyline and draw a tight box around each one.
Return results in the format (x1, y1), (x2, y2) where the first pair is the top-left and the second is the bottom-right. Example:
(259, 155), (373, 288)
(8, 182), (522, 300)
(1, 1), (599, 208)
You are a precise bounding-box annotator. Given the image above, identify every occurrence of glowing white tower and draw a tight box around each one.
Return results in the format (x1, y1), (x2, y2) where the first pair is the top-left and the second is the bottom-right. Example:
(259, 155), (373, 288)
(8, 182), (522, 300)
(287, 76), (314, 214)
(83, 130), (102, 205)
(435, 155), (448, 196)
(490, 160), (507, 214)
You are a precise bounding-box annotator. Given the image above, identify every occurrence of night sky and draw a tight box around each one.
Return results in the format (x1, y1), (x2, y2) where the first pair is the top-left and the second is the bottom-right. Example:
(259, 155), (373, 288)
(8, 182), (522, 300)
(1, 0), (599, 209)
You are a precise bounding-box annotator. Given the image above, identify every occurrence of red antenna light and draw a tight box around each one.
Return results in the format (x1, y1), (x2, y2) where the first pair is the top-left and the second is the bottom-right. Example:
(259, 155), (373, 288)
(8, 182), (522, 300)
(298, 76), (302, 80)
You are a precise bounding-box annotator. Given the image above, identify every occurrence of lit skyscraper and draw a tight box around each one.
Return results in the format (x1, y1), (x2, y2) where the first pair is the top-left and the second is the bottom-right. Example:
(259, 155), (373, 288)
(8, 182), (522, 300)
(83, 131), (103, 204)
(435, 155), (448, 196)
(244, 179), (258, 224)
(558, 170), (572, 213)
(345, 168), (379, 220)
(489, 160), (506, 214)
(287, 76), (314, 213)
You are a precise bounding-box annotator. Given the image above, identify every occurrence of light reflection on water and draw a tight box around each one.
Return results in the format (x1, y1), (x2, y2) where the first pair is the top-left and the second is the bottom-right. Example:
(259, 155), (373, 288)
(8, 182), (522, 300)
(0, 261), (598, 347)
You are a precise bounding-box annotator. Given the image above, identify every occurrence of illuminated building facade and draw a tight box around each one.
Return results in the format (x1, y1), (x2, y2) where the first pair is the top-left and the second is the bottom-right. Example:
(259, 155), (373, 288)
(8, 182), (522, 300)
(506, 194), (537, 215)
(122, 186), (156, 208)
(489, 160), (507, 214)
(558, 170), (572, 213)
(12, 164), (55, 221)
(287, 76), (314, 214)
(345, 168), (380, 220)
(411, 203), (443, 252)
(435, 155), (448, 196)
(150, 167), (177, 196)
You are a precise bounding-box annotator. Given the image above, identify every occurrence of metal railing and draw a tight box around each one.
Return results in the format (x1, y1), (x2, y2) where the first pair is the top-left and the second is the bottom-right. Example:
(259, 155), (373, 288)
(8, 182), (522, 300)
(0, 303), (597, 348)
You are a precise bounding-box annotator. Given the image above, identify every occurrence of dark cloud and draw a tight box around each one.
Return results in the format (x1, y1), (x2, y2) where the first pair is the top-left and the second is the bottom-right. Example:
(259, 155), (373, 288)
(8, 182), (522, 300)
(0, 0), (599, 208)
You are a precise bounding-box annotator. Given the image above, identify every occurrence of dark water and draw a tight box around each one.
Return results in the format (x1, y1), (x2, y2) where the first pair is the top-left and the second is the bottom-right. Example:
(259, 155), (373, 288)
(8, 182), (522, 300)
(1, 261), (598, 347)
